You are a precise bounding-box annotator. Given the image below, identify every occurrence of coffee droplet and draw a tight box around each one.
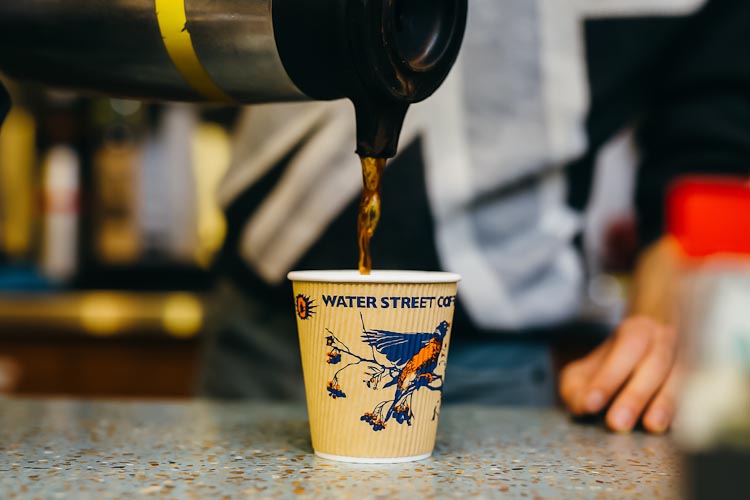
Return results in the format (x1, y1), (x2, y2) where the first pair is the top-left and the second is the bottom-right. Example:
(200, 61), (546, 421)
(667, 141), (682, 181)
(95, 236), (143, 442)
(357, 157), (385, 275)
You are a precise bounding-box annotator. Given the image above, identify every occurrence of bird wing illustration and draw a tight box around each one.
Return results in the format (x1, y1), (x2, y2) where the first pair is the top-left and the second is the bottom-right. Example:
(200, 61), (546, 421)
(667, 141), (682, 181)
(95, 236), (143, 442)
(361, 329), (435, 365)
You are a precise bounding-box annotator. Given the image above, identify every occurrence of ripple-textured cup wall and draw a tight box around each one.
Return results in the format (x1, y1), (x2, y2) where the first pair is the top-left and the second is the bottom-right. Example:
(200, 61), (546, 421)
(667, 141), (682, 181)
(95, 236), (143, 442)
(289, 272), (459, 463)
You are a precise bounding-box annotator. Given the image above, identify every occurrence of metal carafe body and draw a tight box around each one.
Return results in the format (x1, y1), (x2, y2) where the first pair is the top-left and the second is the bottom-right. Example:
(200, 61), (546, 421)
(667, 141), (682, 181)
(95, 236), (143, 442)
(0, 0), (468, 157)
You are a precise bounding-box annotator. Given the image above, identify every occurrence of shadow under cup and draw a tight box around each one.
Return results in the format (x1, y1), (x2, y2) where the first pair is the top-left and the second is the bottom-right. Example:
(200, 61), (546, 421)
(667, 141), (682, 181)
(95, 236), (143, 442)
(287, 270), (461, 463)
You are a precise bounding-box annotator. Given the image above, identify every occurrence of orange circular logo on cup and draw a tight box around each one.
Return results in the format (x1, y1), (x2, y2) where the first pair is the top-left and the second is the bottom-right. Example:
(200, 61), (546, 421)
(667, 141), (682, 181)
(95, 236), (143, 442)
(296, 294), (316, 320)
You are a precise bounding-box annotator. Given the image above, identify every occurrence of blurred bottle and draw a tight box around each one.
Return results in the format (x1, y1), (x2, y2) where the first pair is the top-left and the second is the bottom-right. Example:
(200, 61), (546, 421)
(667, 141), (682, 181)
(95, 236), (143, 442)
(0, 105), (36, 262)
(677, 266), (750, 448)
(89, 98), (145, 266)
(93, 137), (142, 264)
(140, 104), (199, 263)
(669, 178), (750, 500)
(40, 145), (79, 282)
(33, 90), (89, 286)
(191, 121), (231, 267)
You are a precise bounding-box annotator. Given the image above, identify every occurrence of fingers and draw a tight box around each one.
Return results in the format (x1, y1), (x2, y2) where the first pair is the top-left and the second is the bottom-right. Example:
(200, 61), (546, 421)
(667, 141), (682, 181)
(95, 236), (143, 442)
(560, 340), (611, 415)
(605, 324), (677, 433)
(642, 362), (683, 434)
(577, 317), (655, 415)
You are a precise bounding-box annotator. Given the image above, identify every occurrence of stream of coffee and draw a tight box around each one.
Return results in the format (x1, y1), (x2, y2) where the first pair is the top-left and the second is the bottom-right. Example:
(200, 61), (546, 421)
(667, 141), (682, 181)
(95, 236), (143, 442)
(357, 156), (385, 275)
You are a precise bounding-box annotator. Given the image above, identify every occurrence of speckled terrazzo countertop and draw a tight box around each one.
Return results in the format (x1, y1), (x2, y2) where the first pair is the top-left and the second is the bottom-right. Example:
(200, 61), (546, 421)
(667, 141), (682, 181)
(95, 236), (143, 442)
(0, 400), (681, 499)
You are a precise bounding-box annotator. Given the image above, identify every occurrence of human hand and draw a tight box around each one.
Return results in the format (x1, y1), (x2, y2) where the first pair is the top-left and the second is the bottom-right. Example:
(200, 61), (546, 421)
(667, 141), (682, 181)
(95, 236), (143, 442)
(560, 316), (682, 433)
(560, 237), (685, 433)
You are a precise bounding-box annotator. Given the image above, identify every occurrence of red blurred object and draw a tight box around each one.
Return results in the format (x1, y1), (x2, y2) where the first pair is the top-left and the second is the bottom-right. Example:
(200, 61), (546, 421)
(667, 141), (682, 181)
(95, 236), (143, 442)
(668, 176), (750, 257)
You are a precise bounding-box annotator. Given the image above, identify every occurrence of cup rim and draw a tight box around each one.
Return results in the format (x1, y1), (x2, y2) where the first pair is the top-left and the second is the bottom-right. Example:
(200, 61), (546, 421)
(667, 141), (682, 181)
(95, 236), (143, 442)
(287, 270), (461, 284)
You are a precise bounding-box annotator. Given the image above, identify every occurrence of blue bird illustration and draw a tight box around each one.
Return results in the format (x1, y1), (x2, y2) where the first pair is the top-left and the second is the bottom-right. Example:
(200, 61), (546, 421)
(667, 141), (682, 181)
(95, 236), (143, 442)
(362, 320), (450, 421)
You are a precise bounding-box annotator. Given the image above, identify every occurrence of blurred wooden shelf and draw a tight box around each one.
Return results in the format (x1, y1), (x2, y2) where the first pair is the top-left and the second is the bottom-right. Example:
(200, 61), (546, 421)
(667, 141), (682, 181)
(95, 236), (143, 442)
(0, 291), (205, 338)
(0, 291), (207, 397)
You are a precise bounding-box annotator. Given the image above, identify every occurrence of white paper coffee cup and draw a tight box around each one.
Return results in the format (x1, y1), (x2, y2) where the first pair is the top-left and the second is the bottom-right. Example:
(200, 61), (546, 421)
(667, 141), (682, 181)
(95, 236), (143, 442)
(288, 270), (460, 463)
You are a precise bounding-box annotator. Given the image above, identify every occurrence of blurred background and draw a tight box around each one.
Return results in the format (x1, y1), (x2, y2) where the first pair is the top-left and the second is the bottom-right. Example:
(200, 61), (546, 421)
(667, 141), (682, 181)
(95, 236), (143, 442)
(0, 77), (640, 399)
(0, 79), (241, 397)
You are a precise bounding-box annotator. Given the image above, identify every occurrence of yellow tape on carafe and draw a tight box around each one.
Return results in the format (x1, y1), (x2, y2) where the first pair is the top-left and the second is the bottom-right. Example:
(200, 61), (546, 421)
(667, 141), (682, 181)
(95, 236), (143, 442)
(155, 0), (234, 102)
